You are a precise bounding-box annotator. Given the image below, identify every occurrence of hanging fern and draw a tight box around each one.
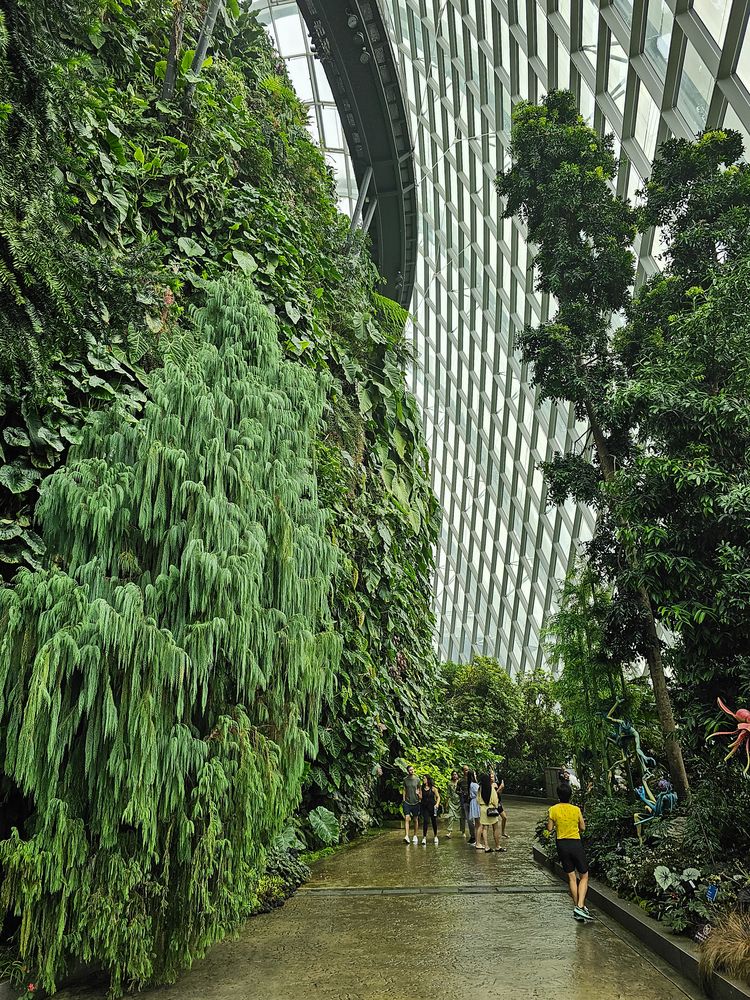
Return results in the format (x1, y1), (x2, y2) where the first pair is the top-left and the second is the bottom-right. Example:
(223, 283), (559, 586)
(0, 275), (340, 994)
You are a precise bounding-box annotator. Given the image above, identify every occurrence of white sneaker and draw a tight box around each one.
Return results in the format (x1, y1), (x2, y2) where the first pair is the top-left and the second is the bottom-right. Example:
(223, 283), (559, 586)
(403, 836), (410, 843)
(434, 836), (439, 845)
(412, 835), (418, 844)
(421, 837), (426, 845)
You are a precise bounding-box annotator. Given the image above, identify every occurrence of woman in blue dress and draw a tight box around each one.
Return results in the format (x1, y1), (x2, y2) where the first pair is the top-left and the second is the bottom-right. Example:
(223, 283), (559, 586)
(468, 770), (482, 848)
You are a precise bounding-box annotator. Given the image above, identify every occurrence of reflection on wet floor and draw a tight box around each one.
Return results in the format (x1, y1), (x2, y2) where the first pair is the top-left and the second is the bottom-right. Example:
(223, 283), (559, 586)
(59, 799), (704, 1000)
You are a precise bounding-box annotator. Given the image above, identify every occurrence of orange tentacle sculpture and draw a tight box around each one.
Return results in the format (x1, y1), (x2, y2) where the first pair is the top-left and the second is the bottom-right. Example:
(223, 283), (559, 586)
(707, 698), (750, 775)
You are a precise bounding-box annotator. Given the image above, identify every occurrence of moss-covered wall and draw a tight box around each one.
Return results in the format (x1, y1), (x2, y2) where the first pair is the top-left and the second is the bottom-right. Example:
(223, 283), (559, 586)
(0, 1), (438, 991)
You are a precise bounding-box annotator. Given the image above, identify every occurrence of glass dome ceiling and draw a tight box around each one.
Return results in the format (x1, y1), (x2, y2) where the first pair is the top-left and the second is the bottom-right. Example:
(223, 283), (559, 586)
(259, 0), (750, 675)
(251, 0), (359, 216)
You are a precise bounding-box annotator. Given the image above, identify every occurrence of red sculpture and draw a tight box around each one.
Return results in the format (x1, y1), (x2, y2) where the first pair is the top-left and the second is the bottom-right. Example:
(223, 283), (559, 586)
(707, 698), (750, 775)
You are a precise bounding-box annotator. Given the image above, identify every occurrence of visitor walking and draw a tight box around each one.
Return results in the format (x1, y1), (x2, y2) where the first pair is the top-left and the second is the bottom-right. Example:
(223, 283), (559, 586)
(402, 765), (421, 844)
(477, 772), (503, 852)
(458, 765), (474, 841)
(444, 770), (462, 838)
(420, 775), (440, 844)
(468, 770), (482, 848)
(547, 784), (592, 922)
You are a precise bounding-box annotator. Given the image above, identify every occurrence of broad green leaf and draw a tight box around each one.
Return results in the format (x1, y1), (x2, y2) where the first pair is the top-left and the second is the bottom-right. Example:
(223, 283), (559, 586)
(356, 384), (373, 415)
(0, 463), (43, 494)
(232, 249), (257, 274)
(177, 236), (205, 257)
(308, 806), (339, 846)
(284, 300), (301, 325)
(3, 427), (30, 448)
(393, 427), (407, 460)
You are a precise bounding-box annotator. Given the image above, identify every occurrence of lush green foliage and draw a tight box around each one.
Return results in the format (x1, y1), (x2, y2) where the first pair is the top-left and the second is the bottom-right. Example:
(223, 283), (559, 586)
(505, 93), (750, 941)
(545, 565), (664, 791)
(394, 732), (495, 804)
(416, 655), (567, 797)
(437, 655), (523, 745)
(503, 668), (569, 795)
(0, 276), (339, 992)
(0, 1), (437, 990)
(611, 133), (750, 727)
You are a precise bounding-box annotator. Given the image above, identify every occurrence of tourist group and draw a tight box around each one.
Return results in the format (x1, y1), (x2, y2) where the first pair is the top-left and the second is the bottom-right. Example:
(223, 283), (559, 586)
(402, 765), (593, 923)
(401, 764), (509, 850)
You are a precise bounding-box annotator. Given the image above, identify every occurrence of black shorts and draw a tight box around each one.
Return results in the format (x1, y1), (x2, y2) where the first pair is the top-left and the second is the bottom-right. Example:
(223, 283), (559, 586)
(556, 838), (588, 875)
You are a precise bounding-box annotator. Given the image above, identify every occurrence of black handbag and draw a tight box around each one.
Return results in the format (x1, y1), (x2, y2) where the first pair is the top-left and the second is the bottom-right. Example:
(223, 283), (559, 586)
(486, 807), (500, 817)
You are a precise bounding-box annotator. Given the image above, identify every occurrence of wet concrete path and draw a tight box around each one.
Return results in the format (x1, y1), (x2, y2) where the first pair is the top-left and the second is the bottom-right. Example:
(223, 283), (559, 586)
(60, 800), (703, 1000)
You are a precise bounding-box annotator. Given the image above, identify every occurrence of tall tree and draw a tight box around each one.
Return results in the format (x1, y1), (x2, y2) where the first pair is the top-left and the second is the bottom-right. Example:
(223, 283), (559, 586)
(0, 276), (339, 992)
(497, 90), (690, 799)
(610, 130), (750, 732)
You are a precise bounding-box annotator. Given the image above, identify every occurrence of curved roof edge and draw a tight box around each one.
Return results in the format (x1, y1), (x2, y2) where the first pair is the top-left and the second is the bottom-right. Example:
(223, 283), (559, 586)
(296, 0), (417, 309)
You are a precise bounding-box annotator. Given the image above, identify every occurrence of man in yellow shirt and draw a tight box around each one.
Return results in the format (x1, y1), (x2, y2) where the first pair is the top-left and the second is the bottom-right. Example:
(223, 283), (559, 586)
(547, 784), (592, 922)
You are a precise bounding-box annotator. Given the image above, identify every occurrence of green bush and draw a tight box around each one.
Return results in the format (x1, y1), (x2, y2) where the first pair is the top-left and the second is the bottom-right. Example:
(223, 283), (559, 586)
(437, 656), (523, 745)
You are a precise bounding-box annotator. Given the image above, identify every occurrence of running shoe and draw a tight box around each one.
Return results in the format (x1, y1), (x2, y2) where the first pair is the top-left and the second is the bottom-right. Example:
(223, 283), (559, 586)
(572, 910), (585, 922)
(412, 835), (418, 844)
(434, 837), (439, 845)
(403, 836), (410, 843)
(421, 837), (427, 845)
(574, 906), (593, 922)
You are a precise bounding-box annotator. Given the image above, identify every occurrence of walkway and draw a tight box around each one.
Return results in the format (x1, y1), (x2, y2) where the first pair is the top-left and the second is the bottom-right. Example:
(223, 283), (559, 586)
(60, 800), (702, 1000)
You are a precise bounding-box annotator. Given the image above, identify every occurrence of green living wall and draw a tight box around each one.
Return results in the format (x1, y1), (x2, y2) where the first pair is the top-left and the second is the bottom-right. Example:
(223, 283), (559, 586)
(0, 0), (438, 992)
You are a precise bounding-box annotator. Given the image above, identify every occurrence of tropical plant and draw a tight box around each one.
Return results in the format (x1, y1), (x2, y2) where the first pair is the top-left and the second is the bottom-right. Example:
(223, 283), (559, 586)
(0, 4), (438, 989)
(497, 89), (690, 798)
(436, 655), (523, 747)
(0, 276), (340, 993)
(502, 668), (569, 795)
(610, 132), (750, 728)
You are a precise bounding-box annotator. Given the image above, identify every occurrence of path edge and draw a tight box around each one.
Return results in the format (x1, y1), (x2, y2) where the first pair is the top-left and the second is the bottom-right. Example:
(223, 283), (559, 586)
(532, 843), (750, 1000)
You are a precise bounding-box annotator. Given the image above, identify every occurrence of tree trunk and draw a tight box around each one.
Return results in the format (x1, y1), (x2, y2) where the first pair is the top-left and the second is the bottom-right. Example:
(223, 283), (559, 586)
(161, 0), (186, 102)
(584, 399), (691, 801)
(184, 0), (224, 105)
(639, 586), (691, 802)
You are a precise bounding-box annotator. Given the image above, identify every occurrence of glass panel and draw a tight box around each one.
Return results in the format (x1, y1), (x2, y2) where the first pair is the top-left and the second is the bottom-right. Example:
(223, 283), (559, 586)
(738, 28), (750, 94)
(321, 106), (344, 148)
(517, 44), (529, 99)
(644, 0), (673, 78)
(579, 77), (596, 122)
(516, 0), (528, 35)
(692, 0), (732, 46)
(635, 82), (660, 159)
(612, 0), (634, 26)
(557, 35), (571, 90)
(557, 0), (571, 26)
(286, 56), (314, 102)
(313, 60), (333, 102)
(581, 0), (599, 60)
(536, 2), (548, 59)
(722, 103), (750, 160)
(607, 33), (628, 113)
(272, 5), (307, 55)
(501, 15), (511, 68)
(677, 40), (713, 133)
